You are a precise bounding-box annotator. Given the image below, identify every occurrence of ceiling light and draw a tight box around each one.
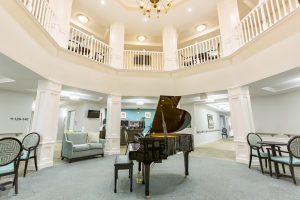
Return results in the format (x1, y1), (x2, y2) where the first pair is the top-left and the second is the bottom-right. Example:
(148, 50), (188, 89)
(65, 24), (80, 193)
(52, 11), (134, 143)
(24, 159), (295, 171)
(100, 0), (105, 5)
(138, 0), (173, 19)
(77, 15), (89, 23)
(136, 100), (145, 106)
(70, 95), (80, 101)
(0, 77), (15, 83)
(137, 35), (146, 42)
(187, 7), (192, 12)
(143, 17), (148, 22)
(196, 24), (206, 32)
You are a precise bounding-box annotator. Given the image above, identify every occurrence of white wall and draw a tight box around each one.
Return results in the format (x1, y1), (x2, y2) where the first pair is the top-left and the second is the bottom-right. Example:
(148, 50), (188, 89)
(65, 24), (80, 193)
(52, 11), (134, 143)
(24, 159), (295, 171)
(0, 90), (34, 135)
(251, 89), (300, 135)
(57, 101), (105, 141)
(180, 103), (228, 147)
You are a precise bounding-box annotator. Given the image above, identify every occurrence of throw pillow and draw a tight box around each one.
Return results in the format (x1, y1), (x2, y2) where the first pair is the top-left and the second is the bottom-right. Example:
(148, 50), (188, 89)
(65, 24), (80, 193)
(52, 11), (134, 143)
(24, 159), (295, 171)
(88, 132), (99, 143)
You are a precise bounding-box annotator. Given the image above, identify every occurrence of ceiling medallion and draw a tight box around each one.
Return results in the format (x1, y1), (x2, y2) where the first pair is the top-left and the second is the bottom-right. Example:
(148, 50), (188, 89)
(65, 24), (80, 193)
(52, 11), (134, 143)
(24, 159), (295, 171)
(138, 0), (173, 19)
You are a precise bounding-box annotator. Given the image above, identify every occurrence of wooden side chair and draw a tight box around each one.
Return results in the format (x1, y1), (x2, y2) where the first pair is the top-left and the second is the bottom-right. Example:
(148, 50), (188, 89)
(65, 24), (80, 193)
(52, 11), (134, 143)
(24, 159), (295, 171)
(247, 133), (269, 173)
(0, 137), (22, 194)
(20, 132), (40, 177)
(268, 136), (300, 184)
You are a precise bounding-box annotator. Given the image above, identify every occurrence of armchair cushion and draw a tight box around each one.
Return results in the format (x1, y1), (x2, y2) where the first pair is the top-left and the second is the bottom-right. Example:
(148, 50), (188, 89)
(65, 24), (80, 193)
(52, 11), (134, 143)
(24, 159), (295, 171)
(271, 156), (300, 165)
(73, 144), (90, 152)
(252, 151), (268, 158)
(20, 150), (35, 160)
(66, 133), (87, 145)
(89, 143), (103, 150)
(0, 163), (14, 174)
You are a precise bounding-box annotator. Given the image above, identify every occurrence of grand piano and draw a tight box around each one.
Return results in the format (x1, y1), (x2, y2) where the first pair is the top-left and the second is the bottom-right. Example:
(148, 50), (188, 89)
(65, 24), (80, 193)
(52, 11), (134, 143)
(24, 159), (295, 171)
(128, 96), (194, 197)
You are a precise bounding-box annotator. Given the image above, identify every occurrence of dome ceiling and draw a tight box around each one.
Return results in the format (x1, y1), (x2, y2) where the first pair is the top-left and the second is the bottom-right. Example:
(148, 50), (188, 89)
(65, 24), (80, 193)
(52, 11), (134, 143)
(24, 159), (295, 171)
(71, 0), (258, 48)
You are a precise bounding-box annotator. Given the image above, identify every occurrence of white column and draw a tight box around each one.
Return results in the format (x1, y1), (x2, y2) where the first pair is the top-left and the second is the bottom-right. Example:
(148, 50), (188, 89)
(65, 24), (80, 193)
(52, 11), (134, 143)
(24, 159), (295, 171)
(217, 0), (241, 56)
(48, 0), (73, 48)
(31, 80), (61, 169)
(163, 26), (178, 71)
(228, 86), (255, 164)
(105, 95), (121, 155)
(109, 23), (125, 69)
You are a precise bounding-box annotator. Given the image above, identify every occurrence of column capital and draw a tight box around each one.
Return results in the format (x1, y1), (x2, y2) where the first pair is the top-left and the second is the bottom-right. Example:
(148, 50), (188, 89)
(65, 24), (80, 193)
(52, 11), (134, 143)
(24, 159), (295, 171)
(37, 80), (62, 93)
(228, 86), (250, 97)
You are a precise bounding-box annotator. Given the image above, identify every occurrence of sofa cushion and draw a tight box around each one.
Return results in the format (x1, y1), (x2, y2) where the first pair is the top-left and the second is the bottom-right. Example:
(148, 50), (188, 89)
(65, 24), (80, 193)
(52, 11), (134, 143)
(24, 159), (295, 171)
(73, 144), (90, 152)
(88, 132), (99, 143)
(66, 133), (87, 145)
(89, 143), (103, 150)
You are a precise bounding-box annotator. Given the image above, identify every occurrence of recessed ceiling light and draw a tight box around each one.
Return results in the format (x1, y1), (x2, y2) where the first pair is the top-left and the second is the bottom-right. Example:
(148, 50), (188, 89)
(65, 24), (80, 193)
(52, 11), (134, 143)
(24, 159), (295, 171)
(77, 15), (89, 23)
(187, 7), (192, 12)
(136, 100), (145, 106)
(143, 17), (148, 22)
(0, 76), (15, 83)
(196, 24), (206, 32)
(100, 0), (105, 5)
(137, 35), (146, 42)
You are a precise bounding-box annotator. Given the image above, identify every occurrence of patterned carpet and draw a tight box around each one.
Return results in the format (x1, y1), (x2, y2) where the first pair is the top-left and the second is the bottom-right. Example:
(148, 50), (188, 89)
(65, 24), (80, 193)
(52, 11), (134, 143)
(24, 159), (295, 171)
(1, 139), (300, 200)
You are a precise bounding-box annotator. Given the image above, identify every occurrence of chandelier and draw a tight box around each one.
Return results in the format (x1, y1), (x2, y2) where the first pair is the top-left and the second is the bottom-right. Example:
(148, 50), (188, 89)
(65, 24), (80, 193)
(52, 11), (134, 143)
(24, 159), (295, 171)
(138, 0), (173, 19)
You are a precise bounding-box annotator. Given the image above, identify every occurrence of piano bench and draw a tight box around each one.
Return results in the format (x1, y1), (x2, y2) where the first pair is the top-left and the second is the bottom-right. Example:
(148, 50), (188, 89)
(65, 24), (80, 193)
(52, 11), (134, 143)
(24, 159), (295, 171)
(114, 155), (134, 193)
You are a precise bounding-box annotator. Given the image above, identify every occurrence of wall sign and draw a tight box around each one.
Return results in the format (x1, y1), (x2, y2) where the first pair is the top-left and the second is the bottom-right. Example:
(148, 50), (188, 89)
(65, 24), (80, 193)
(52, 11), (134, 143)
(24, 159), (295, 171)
(120, 112), (127, 119)
(145, 112), (151, 118)
(9, 117), (30, 121)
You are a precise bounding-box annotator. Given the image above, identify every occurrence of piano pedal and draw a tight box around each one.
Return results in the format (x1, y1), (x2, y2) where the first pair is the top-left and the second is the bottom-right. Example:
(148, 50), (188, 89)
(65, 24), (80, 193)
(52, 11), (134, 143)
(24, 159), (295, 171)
(146, 195), (151, 199)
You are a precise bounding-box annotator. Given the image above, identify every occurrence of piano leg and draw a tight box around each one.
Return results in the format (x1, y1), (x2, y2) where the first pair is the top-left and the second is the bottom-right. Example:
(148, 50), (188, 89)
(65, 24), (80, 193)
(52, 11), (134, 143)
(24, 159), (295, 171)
(184, 151), (189, 176)
(138, 162), (141, 173)
(144, 162), (151, 198)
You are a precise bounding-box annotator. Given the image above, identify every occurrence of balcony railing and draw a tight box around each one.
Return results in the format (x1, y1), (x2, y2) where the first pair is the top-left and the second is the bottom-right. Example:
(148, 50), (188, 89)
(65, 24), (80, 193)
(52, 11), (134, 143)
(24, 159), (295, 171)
(177, 35), (223, 69)
(123, 50), (164, 71)
(237, 0), (300, 46)
(16, 0), (300, 72)
(68, 26), (111, 65)
(18, 0), (58, 40)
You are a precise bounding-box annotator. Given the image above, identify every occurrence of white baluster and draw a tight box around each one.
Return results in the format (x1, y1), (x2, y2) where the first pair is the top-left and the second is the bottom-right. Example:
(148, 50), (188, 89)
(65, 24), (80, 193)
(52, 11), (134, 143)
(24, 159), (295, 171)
(275, 0), (282, 19)
(26, 0), (33, 13)
(265, 0), (273, 26)
(270, 0), (278, 23)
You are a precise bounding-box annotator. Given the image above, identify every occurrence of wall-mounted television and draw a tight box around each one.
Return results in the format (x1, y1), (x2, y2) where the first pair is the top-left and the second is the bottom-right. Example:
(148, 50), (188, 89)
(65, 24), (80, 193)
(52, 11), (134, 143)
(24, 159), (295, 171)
(87, 110), (100, 118)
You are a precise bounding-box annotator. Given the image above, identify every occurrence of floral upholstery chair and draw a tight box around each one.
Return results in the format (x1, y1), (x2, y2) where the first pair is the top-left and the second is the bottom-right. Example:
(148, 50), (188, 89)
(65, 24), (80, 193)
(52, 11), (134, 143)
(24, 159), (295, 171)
(20, 132), (40, 177)
(0, 137), (22, 194)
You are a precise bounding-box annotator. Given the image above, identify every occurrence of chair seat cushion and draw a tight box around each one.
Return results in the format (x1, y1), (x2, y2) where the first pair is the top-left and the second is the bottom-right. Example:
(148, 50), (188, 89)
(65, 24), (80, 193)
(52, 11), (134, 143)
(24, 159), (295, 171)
(252, 151), (268, 158)
(88, 143), (103, 150)
(21, 150), (34, 159)
(0, 163), (14, 174)
(73, 144), (90, 152)
(271, 156), (300, 165)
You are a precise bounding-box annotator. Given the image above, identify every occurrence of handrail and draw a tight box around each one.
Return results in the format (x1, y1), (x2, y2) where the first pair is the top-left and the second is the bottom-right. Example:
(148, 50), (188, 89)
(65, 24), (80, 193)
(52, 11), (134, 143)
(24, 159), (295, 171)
(177, 35), (223, 69)
(123, 50), (164, 71)
(68, 26), (111, 65)
(237, 0), (300, 47)
(18, 0), (58, 40)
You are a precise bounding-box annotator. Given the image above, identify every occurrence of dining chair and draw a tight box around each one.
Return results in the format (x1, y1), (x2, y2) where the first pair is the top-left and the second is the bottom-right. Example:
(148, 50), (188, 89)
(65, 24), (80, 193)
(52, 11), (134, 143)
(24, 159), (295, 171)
(267, 136), (300, 184)
(0, 137), (22, 194)
(247, 133), (269, 173)
(221, 128), (228, 139)
(20, 132), (40, 177)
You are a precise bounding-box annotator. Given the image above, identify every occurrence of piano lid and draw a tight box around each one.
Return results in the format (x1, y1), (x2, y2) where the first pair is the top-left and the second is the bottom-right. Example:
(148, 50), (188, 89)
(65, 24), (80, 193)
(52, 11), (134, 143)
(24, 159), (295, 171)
(150, 96), (191, 134)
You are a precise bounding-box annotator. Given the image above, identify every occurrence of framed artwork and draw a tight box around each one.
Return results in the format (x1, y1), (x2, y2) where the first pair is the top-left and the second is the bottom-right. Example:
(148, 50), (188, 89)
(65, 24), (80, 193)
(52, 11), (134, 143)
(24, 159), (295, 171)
(145, 112), (151, 118)
(120, 112), (127, 119)
(207, 114), (214, 129)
